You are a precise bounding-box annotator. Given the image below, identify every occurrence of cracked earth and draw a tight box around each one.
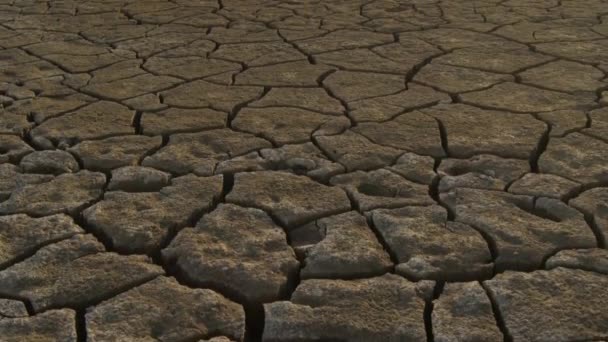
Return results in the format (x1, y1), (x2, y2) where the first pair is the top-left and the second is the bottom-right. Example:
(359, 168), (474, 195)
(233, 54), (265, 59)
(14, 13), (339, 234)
(0, 0), (608, 341)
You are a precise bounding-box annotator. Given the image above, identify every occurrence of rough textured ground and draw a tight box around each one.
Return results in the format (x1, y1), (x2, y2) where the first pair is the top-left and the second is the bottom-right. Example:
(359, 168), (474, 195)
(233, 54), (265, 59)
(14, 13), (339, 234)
(0, 0), (608, 341)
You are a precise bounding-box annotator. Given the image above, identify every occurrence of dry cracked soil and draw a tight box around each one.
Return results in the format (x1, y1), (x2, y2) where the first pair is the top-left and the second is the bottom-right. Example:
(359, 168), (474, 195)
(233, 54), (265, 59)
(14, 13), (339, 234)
(0, 0), (608, 341)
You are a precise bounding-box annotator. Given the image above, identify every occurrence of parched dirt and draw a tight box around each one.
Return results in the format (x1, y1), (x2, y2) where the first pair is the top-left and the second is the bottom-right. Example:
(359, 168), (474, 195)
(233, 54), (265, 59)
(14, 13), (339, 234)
(0, 0), (608, 341)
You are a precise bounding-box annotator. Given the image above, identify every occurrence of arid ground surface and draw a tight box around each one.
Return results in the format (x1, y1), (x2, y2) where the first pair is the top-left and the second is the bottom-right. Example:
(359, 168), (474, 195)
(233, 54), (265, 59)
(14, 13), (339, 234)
(0, 0), (608, 341)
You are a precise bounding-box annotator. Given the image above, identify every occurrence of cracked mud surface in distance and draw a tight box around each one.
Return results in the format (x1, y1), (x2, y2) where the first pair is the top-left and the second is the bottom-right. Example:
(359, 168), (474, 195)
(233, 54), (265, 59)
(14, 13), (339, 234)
(1, 0), (608, 341)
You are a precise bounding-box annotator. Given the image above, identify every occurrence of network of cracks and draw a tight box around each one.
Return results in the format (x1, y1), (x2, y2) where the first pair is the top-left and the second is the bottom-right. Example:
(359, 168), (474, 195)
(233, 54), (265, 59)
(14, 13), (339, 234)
(1, 0), (608, 341)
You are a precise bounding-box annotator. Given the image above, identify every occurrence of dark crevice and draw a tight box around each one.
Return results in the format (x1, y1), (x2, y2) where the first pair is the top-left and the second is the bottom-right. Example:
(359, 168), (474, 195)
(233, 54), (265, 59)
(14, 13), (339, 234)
(229, 67), (241, 85)
(228, 126), (277, 148)
(74, 205), (116, 254)
(516, 78), (593, 97)
(558, 183), (584, 203)
(424, 299), (434, 342)
(76, 309), (87, 342)
(277, 29), (316, 66)
(370, 99), (452, 125)
(529, 122), (551, 173)
(481, 282), (513, 342)
(513, 74), (522, 83)
(436, 195), (456, 223)
(458, 98), (543, 115)
(33, 132), (139, 151)
(527, 45), (602, 68)
(344, 187), (359, 212)
(514, 198), (562, 223)
(254, 103), (344, 118)
(258, 209), (302, 310)
(136, 135), (169, 166)
(428, 174), (441, 204)
(404, 51), (447, 84)
(442, 205), (499, 270)
(539, 247), (568, 270)
(220, 172), (235, 199)
(244, 304), (265, 342)
(503, 172), (527, 192)
(228, 87), (270, 128)
(70, 176), (114, 251)
(0, 295), (35, 316)
(424, 281), (444, 342)
(317, 61), (410, 77)
(161, 134), (170, 147)
(152, 176), (226, 262)
(120, 7), (143, 25)
(432, 157), (442, 173)
(318, 73), (354, 127)
(510, 57), (558, 77)
(0, 234), (83, 272)
(583, 214), (607, 248)
(310, 135), (342, 171)
(162, 197), (300, 341)
(214, 83), (314, 89)
(22, 130), (44, 152)
(151, 224), (186, 264)
(435, 118), (449, 158)
(316, 68), (337, 85)
(449, 93), (461, 103)
(25, 111), (37, 123)
(475, 227), (499, 262)
(79, 82), (186, 104)
(365, 213), (399, 269)
(32, 274), (161, 316)
(67, 150), (86, 171)
(132, 111), (143, 134)
(30, 101), (96, 126)
(164, 256), (270, 342)
(595, 82), (608, 97)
